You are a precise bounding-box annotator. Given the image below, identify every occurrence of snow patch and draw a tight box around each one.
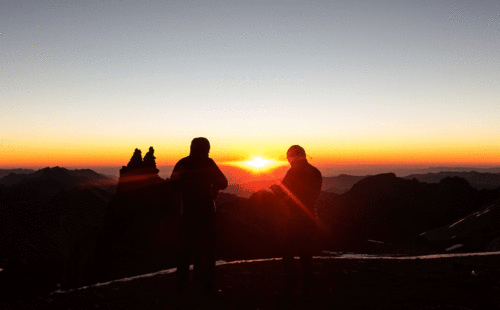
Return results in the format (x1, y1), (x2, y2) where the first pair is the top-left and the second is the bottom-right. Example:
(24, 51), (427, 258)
(449, 217), (466, 228)
(367, 240), (385, 244)
(52, 268), (178, 294)
(51, 251), (500, 294)
(322, 251), (342, 256)
(476, 209), (491, 217)
(445, 244), (463, 252)
(320, 251), (500, 260)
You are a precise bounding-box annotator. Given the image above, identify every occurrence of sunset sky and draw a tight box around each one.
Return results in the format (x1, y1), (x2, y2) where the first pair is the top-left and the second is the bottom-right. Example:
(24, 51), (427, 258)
(1, 1), (499, 173)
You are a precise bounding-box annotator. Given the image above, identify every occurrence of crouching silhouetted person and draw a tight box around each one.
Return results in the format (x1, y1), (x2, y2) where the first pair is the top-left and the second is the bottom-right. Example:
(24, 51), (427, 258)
(271, 145), (322, 300)
(170, 137), (228, 294)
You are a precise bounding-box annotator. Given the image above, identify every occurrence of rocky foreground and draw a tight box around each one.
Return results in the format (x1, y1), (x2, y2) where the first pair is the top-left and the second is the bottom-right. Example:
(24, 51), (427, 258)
(4, 253), (500, 310)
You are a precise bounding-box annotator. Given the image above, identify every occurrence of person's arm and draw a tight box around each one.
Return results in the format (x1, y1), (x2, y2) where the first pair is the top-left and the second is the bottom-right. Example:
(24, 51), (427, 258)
(169, 161), (185, 192)
(314, 168), (323, 201)
(210, 159), (228, 191)
(270, 170), (293, 201)
(209, 159), (228, 201)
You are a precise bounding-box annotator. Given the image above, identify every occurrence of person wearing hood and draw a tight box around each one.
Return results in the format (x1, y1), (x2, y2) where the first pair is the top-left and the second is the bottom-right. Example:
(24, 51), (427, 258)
(170, 137), (228, 294)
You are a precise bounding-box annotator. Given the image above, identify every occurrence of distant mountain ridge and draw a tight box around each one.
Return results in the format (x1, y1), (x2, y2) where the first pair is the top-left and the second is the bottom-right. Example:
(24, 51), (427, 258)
(0, 166), (117, 189)
(322, 174), (368, 194)
(317, 173), (499, 249)
(0, 168), (36, 179)
(403, 171), (500, 190)
(220, 171), (500, 198)
(222, 175), (368, 198)
(419, 167), (500, 173)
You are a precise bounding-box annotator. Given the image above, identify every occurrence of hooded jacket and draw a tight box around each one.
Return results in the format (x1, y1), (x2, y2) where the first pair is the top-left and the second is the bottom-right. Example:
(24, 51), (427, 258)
(170, 149), (228, 216)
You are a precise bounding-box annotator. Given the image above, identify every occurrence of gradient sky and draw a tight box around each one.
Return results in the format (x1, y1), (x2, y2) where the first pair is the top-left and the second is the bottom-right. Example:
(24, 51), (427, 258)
(1, 0), (499, 170)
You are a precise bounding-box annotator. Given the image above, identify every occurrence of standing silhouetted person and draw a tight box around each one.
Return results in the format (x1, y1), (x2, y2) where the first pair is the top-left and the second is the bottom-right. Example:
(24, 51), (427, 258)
(143, 146), (157, 168)
(271, 145), (322, 300)
(170, 137), (228, 294)
(127, 148), (143, 169)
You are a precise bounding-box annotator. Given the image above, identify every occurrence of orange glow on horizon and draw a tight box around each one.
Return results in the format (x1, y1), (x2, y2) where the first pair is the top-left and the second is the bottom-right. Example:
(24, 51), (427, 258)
(1, 137), (499, 169)
(223, 157), (289, 174)
(247, 157), (270, 168)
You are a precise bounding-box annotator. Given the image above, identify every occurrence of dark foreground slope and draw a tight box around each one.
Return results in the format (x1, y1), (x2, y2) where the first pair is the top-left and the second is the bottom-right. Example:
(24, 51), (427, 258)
(2, 163), (500, 303)
(4, 254), (500, 310)
(318, 173), (499, 249)
(421, 198), (500, 252)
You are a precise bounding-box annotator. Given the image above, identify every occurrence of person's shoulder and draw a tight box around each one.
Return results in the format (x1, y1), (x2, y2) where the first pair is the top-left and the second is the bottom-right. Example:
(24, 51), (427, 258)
(174, 156), (190, 166)
(207, 157), (220, 165)
(308, 163), (322, 177)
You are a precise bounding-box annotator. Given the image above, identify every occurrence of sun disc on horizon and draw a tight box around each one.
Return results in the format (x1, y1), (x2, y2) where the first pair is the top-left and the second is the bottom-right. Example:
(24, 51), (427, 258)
(224, 156), (288, 174)
(247, 157), (270, 169)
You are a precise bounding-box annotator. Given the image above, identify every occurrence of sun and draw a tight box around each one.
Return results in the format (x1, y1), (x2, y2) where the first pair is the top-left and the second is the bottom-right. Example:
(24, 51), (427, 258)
(238, 156), (288, 173)
(247, 157), (270, 169)
(223, 156), (289, 174)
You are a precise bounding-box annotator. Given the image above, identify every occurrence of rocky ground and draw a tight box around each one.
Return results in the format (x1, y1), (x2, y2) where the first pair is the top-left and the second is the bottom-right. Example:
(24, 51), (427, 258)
(4, 253), (500, 310)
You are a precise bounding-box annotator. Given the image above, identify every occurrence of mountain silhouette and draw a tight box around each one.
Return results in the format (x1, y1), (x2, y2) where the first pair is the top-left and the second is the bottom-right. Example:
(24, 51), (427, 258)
(0, 166), (117, 190)
(317, 173), (499, 250)
(421, 194), (500, 252)
(2, 159), (500, 302)
(0, 168), (35, 179)
(216, 190), (289, 260)
(321, 174), (369, 194)
(0, 169), (115, 301)
(403, 171), (500, 190)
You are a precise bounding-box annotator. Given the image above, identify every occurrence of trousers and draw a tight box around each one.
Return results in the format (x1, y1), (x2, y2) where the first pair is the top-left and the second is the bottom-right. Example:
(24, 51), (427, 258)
(282, 218), (316, 292)
(176, 213), (216, 289)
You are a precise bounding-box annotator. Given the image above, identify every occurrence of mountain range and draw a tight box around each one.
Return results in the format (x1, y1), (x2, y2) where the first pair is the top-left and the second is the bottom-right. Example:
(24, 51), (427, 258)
(403, 171), (500, 190)
(0, 169), (36, 179)
(1, 165), (500, 302)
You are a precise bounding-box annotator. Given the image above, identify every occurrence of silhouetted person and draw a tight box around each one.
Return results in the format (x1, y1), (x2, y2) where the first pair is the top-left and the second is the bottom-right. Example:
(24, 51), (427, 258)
(170, 137), (228, 294)
(270, 145), (322, 300)
(143, 146), (157, 168)
(127, 148), (143, 169)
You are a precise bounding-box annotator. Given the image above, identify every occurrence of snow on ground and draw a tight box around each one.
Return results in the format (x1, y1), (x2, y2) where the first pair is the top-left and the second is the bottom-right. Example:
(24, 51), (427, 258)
(449, 217), (466, 228)
(367, 240), (386, 244)
(445, 244), (463, 251)
(51, 251), (500, 295)
(322, 251), (500, 260)
(447, 203), (496, 228)
(476, 204), (494, 217)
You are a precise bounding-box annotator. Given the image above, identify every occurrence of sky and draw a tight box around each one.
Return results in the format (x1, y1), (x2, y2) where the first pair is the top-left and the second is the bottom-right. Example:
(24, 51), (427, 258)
(1, 0), (499, 172)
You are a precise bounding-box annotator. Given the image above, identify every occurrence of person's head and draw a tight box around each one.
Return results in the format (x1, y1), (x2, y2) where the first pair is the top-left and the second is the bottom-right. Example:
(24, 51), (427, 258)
(190, 137), (210, 157)
(286, 145), (306, 164)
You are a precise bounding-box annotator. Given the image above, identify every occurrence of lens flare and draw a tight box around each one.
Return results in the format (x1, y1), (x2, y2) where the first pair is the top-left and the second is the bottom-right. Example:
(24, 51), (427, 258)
(223, 157), (288, 174)
(247, 157), (270, 168)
